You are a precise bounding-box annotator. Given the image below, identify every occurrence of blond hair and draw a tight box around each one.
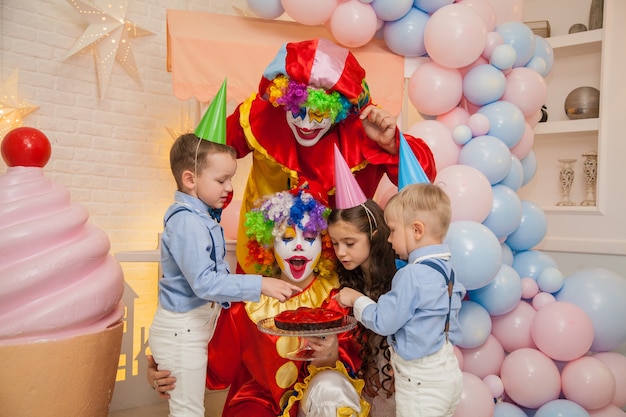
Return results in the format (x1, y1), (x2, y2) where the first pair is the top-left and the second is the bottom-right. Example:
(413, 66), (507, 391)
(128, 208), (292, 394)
(384, 183), (451, 240)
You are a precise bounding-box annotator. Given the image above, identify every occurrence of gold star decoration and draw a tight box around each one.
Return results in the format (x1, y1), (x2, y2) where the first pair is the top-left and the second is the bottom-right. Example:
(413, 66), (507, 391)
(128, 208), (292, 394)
(0, 69), (39, 139)
(65, 0), (153, 97)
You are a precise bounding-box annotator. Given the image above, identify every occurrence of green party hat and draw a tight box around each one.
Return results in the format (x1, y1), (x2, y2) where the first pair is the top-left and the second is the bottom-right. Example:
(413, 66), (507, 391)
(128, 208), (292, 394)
(195, 78), (227, 144)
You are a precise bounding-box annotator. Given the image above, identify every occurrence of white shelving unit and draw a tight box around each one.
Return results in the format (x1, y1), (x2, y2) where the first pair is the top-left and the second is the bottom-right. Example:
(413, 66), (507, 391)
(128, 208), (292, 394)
(520, 0), (626, 255)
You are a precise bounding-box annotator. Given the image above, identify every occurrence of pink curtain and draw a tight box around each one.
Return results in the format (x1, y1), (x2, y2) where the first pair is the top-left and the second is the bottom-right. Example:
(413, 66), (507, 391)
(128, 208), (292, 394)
(166, 10), (404, 114)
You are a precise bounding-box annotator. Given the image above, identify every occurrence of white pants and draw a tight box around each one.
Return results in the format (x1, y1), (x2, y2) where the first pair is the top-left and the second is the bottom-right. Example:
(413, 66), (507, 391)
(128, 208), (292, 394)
(391, 342), (463, 417)
(298, 370), (362, 417)
(149, 302), (221, 417)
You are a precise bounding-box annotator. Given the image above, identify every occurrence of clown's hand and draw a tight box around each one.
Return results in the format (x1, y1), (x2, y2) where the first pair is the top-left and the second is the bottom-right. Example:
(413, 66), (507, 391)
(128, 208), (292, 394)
(360, 105), (398, 155)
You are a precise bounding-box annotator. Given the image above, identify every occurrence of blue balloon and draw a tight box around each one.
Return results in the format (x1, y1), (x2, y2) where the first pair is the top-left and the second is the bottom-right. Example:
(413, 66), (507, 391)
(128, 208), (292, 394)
(520, 150), (537, 187)
(413, 0), (454, 14)
(536, 267), (564, 294)
(494, 402), (527, 417)
(459, 135), (512, 184)
(457, 300), (492, 348)
(505, 200), (547, 251)
(535, 399), (590, 417)
(483, 184), (523, 239)
(496, 21), (537, 67)
(372, 0), (413, 22)
(463, 64), (506, 106)
(469, 263), (522, 316)
(556, 268), (626, 352)
(498, 155), (524, 191)
(512, 249), (557, 280)
(501, 243), (514, 266)
(246, 0), (284, 19)
(445, 220), (502, 290)
(477, 101), (526, 148)
(383, 7), (429, 57)
(533, 36), (554, 77)
(491, 44), (517, 70)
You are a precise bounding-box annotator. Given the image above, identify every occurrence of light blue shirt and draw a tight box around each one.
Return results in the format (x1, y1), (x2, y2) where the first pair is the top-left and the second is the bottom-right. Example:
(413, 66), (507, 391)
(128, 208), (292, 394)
(158, 191), (262, 313)
(353, 244), (465, 361)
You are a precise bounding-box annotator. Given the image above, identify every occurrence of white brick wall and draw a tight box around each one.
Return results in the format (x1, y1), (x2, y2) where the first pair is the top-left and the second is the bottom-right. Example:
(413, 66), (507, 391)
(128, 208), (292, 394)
(1, 0), (250, 253)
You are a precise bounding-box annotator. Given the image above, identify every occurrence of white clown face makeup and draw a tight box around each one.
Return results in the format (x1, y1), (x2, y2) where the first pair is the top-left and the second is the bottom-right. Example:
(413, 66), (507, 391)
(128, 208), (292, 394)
(274, 215), (323, 283)
(286, 107), (333, 147)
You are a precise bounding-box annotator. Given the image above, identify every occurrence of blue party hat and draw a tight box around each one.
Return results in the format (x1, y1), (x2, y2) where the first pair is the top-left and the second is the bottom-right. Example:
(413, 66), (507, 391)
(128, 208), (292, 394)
(398, 131), (430, 190)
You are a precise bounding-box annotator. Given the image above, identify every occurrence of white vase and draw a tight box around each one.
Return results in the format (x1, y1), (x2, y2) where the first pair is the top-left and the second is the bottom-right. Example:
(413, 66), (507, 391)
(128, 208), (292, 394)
(557, 158), (577, 206)
(580, 151), (598, 206)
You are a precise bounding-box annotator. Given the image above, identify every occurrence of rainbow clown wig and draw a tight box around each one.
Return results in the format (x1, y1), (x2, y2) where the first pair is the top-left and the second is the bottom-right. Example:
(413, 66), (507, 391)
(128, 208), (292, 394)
(258, 38), (372, 124)
(244, 189), (336, 279)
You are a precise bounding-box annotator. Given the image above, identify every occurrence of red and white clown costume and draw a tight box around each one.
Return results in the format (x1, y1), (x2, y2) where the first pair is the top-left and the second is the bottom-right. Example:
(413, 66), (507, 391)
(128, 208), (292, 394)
(226, 38), (437, 274)
(206, 190), (367, 417)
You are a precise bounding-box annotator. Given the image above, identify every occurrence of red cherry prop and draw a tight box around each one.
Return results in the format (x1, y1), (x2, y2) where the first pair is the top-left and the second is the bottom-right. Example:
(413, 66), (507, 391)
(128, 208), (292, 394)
(1, 127), (51, 168)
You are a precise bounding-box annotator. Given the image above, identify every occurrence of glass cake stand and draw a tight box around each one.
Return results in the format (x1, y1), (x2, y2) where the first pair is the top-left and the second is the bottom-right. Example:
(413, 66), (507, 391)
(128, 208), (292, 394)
(257, 316), (357, 360)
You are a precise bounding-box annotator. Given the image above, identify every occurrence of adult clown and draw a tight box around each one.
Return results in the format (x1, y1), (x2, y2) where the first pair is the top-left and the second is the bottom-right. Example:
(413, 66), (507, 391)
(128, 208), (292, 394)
(226, 38), (436, 273)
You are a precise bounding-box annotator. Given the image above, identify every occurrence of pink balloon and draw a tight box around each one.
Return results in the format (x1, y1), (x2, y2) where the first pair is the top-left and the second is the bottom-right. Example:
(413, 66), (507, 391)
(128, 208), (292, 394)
(458, 55), (489, 78)
(530, 301), (594, 362)
(408, 61), (463, 116)
(281, 0), (337, 25)
(526, 107), (542, 128)
(407, 120), (460, 170)
(453, 372), (495, 417)
(461, 334), (505, 378)
(435, 164), (493, 223)
(424, 4), (488, 69)
(510, 122), (534, 160)
(491, 300), (537, 352)
(589, 404), (626, 417)
(468, 113), (490, 137)
(562, 356), (616, 410)
(372, 174), (397, 209)
(500, 348), (561, 409)
(532, 291), (556, 310)
(437, 107), (471, 131)
(221, 199), (242, 240)
(482, 31), (504, 60)
(502, 67), (548, 117)
(483, 374), (504, 398)
(593, 352), (626, 408)
(329, 1), (378, 48)
(520, 277), (539, 299)
(457, 0), (497, 32)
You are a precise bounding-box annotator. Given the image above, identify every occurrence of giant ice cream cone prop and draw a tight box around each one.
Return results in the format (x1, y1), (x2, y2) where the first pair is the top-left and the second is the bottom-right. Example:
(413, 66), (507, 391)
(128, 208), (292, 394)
(0, 127), (124, 417)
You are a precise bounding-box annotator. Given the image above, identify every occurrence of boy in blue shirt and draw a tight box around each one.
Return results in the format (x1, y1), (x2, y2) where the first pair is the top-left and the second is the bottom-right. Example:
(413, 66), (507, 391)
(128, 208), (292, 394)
(335, 183), (465, 417)
(149, 87), (300, 417)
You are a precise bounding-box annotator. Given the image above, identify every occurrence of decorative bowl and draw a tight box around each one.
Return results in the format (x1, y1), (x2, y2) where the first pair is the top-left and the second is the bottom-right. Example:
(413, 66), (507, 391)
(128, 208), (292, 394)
(564, 87), (600, 120)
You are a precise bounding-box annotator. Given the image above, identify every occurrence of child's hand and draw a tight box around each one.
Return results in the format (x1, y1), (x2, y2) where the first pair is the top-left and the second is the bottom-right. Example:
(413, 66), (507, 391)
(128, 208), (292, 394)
(334, 287), (362, 308)
(261, 277), (301, 302)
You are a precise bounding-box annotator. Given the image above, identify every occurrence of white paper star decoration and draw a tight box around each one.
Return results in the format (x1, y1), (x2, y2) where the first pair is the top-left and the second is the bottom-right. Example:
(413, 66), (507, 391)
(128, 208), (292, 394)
(65, 0), (153, 97)
(0, 69), (39, 139)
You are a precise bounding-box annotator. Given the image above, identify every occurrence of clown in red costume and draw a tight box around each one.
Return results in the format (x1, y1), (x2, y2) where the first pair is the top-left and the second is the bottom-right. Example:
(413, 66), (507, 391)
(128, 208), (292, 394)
(228, 38), (436, 274)
(209, 190), (368, 417)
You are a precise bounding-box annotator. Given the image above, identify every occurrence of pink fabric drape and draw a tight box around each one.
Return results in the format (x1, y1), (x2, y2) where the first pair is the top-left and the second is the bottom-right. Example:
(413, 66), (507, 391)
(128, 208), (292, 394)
(166, 10), (404, 114)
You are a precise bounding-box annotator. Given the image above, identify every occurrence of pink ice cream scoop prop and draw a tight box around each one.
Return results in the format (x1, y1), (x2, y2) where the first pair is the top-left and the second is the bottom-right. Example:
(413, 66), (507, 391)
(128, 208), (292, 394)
(0, 127), (125, 417)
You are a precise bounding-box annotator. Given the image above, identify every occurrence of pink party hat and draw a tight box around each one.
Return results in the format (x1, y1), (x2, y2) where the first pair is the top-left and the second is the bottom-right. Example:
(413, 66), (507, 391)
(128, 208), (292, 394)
(195, 78), (227, 144)
(334, 144), (367, 209)
(398, 131), (430, 190)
